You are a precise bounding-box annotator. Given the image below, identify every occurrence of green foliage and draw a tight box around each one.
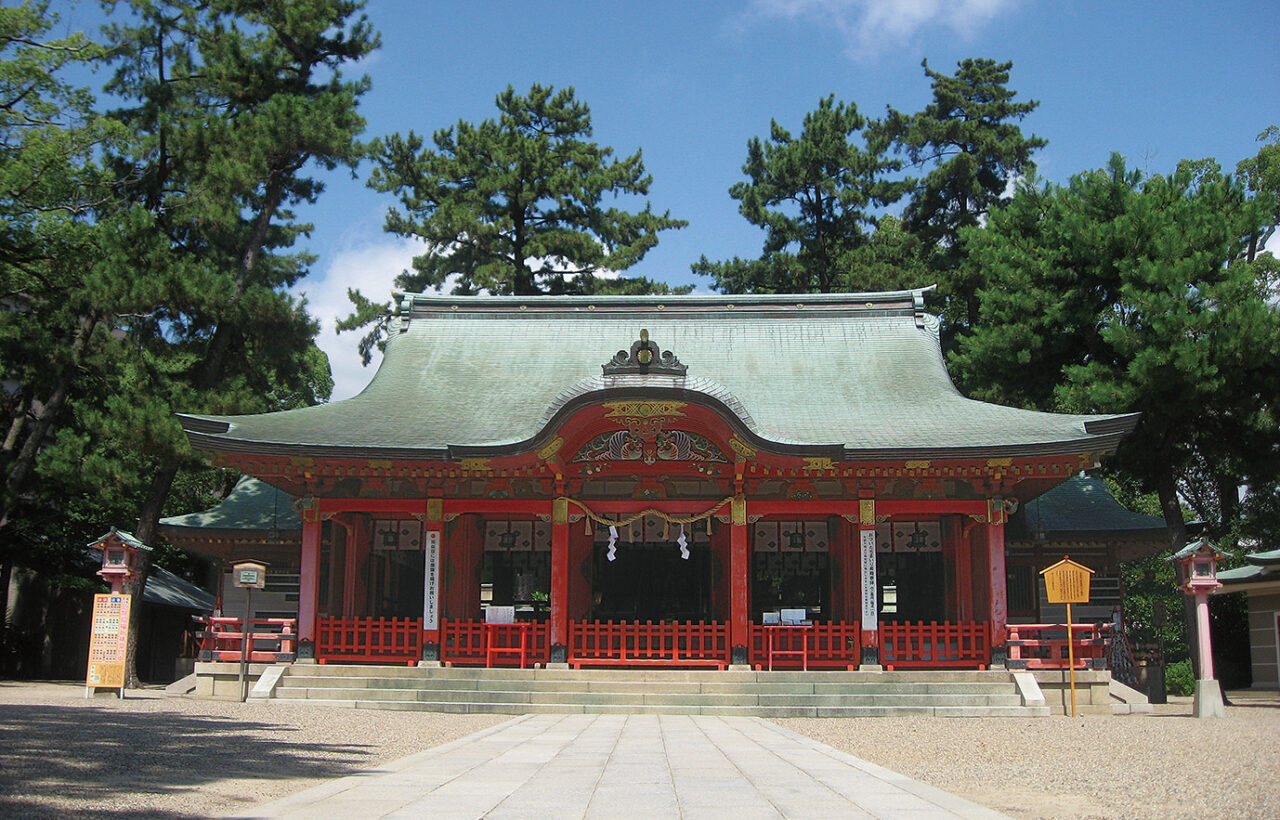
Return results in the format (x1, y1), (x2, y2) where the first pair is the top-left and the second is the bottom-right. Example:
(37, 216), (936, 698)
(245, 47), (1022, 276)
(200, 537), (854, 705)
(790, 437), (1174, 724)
(1165, 658), (1194, 696)
(952, 152), (1280, 546)
(0, 0), (378, 680)
(370, 83), (685, 296)
(694, 95), (907, 293)
(879, 58), (1045, 331)
(343, 83), (687, 362)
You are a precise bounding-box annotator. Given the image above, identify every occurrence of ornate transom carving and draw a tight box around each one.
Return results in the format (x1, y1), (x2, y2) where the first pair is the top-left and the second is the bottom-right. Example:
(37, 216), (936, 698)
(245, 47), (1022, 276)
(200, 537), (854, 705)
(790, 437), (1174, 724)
(572, 429), (728, 465)
(602, 329), (687, 377)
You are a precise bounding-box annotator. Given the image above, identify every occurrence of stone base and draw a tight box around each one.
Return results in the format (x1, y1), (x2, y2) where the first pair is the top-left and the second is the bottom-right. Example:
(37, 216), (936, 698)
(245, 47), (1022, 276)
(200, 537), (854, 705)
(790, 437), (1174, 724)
(544, 662), (571, 670)
(1031, 669), (1113, 715)
(416, 660), (443, 668)
(857, 664), (884, 672)
(1193, 678), (1226, 718)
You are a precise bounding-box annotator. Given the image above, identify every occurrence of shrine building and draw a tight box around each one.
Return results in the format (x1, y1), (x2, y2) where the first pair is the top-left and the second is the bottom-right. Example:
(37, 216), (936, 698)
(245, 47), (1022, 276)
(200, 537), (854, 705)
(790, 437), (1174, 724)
(178, 290), (1138, 671)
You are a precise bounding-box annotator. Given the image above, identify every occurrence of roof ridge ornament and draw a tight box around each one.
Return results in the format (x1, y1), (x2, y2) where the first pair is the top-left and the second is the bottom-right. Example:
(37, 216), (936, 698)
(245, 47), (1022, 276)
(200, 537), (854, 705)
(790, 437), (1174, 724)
(603, 329), (688, 377)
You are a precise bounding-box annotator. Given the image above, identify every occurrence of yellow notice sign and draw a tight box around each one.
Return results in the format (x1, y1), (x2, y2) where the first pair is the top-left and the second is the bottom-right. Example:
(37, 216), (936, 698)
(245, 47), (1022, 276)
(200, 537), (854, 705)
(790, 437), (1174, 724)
(86, 593), (131, 689)
(1041, 557), (1094, 604)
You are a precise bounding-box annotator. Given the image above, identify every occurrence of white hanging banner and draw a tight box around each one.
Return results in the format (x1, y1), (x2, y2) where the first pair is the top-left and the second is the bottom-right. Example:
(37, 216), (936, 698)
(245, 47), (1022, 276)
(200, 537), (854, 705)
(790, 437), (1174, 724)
(677, 524), (689, 560)
(606, 525), (618, 561)
(860, 528), (878, 631)
(423, 529), (440, 631)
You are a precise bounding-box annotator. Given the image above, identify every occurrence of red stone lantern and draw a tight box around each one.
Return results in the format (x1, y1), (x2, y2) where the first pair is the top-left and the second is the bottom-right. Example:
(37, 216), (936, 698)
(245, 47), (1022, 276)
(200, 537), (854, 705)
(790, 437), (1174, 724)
(1169, 538), (1230, 718)
(89, 528), (151, 595)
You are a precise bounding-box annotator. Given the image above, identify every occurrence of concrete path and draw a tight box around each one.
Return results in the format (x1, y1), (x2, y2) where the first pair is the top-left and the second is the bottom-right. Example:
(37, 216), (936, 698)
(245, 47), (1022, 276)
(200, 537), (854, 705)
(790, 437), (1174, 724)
(227, 714), (1008, 820)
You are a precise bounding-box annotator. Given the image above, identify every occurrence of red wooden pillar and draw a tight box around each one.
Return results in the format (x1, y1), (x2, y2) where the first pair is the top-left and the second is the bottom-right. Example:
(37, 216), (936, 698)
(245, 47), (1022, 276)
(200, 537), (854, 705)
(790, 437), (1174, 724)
(857, 497), (880, 667)
(422, 497), (443, 662)
(342, 515), (369, 619)
(987, 498), (1009, 665)
(550, 497), (570, 663)
(950, 516), (972, 622)
(298, 503), (321, 647)
(838, 517), (859, 624)
(729, 495), (749, 665)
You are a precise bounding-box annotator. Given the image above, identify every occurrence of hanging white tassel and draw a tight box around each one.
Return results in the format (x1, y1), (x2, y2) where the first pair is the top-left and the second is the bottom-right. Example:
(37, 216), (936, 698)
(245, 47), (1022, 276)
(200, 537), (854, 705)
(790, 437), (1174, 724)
(677, 523), (689, 560)
(607, 525), (618, 562)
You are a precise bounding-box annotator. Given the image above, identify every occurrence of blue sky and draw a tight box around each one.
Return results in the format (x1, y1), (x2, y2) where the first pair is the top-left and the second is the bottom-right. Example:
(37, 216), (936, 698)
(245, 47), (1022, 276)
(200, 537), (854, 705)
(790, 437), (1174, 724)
(55, 0), (1280, 398)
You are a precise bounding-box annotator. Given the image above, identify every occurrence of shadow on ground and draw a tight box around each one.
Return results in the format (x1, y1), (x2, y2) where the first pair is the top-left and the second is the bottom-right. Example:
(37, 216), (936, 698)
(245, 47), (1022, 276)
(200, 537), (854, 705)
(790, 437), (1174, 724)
(0, 701), (379, 819)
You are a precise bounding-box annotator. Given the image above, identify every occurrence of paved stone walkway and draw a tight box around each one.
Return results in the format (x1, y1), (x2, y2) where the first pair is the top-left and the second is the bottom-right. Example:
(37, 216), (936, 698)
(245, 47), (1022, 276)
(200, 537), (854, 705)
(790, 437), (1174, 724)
(227, 714), (1008, 819)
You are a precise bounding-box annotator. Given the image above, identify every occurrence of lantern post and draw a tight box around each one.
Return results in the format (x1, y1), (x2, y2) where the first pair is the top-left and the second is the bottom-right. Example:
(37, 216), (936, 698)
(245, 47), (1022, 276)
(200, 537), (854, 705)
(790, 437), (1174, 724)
(85, 529), (150, 698)
(1169, 539), (1229, 719)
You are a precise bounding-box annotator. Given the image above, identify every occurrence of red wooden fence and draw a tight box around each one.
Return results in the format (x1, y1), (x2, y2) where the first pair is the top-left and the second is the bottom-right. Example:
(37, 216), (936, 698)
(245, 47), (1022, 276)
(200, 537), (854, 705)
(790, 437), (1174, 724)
(439, 619), (550, 667)
(748, 622), (860, 670)
(316, 616), (422, 666)
(878, 621), (990, 670)
(569, 620), (730, 668)
(196, 616), (296, 663)
(1006, 623), (1110, 670)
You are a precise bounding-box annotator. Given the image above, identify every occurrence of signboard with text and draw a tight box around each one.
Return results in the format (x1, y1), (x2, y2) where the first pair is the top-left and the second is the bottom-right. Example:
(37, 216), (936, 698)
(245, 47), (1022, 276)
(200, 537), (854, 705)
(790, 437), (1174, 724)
(860, 529), (878, 631)
(1041, 557), (1094, 604)
(86, 593), (131, 689)
(423, 529), (440, 631)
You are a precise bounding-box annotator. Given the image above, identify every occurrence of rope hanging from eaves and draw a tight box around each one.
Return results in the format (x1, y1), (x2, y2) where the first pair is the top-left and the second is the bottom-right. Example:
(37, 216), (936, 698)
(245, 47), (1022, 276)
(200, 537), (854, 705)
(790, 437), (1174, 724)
(560, 496), (733, 535)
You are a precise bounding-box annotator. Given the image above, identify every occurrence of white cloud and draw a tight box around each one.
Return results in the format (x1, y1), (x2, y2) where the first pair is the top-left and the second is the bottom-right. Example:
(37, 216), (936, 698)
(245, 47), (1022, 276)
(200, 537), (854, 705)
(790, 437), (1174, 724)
(746, 0), (1018, 57)
(293, 236), (424, 401)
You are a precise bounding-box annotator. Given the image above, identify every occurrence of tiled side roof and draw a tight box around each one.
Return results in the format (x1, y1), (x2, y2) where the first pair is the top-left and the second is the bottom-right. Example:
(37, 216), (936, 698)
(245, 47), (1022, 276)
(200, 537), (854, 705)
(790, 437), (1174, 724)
(180, 291), (1137, 459)
(159, 477), (299, 533)
(144, 567), (216, 611)
(1012, 475), (1168, 536)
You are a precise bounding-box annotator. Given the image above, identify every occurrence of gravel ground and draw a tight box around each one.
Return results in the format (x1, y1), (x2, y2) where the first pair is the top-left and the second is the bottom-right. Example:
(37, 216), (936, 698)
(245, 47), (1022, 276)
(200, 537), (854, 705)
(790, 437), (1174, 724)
(1, 680), (1276, 819)
(779, 693), (1280, 820)
(0, 681), (506, 819)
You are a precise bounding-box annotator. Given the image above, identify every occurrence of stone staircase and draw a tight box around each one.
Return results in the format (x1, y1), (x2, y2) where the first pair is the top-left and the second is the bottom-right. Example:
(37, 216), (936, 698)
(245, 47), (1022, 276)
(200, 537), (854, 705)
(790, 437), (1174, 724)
(261, 665), (1050, 717)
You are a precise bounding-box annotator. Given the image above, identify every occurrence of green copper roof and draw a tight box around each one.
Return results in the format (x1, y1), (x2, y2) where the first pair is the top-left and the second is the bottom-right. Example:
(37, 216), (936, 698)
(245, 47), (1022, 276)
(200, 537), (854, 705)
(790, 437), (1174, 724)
(1011, 475), (1167, 536)
(88, 528), (152, 552)
(159, 477), (299, 533)
(180, 290), (1138, 460)
(143, 567), (216, 611)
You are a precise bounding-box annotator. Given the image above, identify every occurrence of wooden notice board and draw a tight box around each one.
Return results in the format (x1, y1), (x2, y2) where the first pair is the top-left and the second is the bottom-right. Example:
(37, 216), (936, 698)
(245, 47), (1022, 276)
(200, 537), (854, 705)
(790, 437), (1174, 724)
(86, 593), (131, 689)
(1041, 557), (1094, 605)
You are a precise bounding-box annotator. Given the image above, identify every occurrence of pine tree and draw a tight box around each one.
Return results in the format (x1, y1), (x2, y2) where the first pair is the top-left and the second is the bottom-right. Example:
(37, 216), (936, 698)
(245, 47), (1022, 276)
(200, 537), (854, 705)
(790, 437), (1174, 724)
(370, 83), (685, 297)
(46, 0), (380, 684)
(952, 153), (1280, 548)
(880, 58), (1046, 330)
(693, 95), (910, 293)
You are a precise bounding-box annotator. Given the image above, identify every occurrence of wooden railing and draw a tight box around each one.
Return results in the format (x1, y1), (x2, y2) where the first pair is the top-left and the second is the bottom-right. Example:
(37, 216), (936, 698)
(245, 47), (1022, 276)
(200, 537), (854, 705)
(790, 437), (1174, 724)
(316, 616), (422, 666)
(878, 621), (990, 670)
(748, 622), (860, 670)
(196, 616), (296, 663)
(1006, 623), (1111, 670)
(439, 619), (550, 667)
(569, 620), (730, 668)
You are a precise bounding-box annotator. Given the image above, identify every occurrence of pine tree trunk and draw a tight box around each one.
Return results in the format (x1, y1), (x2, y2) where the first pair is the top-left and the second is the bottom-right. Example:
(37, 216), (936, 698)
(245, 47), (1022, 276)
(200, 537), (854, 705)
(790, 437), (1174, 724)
(0, 315), (95, 531)
(122, 463), (179, 688)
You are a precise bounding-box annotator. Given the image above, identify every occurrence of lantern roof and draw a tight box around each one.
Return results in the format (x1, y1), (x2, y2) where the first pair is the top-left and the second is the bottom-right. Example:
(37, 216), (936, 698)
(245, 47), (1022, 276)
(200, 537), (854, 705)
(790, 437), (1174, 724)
(87, 527), (151, 553)
(179, 289), (1139, 462)
(1169, 538), (1232, 562)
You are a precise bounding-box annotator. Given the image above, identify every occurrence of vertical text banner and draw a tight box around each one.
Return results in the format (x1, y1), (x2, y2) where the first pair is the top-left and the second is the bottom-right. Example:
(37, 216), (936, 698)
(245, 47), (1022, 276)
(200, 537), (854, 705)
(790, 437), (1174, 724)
(423, 529), (440, 631)
(860, 529), (878, 631)
(86, 593), (131, 689)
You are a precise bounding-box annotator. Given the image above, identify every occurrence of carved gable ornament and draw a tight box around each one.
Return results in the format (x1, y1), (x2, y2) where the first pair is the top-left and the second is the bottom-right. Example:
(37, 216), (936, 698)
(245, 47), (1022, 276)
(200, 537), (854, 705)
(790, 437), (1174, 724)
(602, 329), (687, 377)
